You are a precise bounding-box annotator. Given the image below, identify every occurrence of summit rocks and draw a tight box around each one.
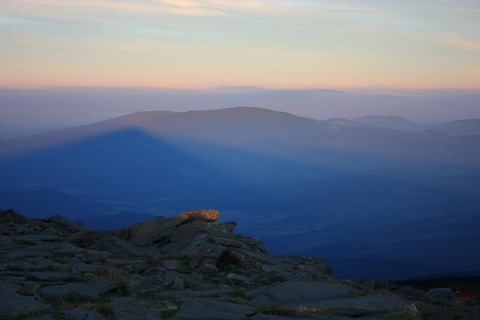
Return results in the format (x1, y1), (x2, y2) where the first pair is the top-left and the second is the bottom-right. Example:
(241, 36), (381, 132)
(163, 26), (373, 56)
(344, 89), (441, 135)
(176, 209), (220, 222)
(0, 209), (478, 319)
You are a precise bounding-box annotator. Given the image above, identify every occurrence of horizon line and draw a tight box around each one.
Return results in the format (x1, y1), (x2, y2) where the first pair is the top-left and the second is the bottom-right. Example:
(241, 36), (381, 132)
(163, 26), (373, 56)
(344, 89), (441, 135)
(1, 84), (480, 92)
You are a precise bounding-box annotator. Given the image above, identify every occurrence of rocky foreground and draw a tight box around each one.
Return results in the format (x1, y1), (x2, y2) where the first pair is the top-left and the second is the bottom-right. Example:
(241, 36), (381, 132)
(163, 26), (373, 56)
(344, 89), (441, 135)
(0, 209), (479, 320)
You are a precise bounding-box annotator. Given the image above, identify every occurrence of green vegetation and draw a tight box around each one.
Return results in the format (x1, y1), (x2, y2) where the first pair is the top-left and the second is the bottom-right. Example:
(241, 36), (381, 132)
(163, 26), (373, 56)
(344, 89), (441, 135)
(12, 237), (37, 246)
(216, 249), (242, 272)
(42, 295), (115, 320)
(257, 304), (297, 317)
(386, 309), (418, 320)
(50, 251), (77, 264)
(159, 309), (177, 319)
(84, 251), (108, 264)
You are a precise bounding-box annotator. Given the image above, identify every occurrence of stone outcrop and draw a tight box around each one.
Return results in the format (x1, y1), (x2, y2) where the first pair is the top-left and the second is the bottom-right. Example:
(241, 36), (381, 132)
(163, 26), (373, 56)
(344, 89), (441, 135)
(0, 209), (478, 319)
(176, 209), (220, 222)
(116, 209), (222, 247)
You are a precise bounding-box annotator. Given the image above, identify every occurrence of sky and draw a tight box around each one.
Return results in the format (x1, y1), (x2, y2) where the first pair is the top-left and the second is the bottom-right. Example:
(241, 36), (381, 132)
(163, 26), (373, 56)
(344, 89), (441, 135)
(1, 0), (480, 89)
(1, 1), (480, 136)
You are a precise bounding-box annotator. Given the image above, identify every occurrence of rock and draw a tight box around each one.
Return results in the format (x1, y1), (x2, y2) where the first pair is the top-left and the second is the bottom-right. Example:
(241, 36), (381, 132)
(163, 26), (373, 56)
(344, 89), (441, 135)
(21, 234), (57, 242)
(164, 271), (185, 289)
(23, 315), (57, 320)
(251, 315), (307, 320)
(174, 298), (256, 320)
(117, 210), (225, 248)
(142, 287), (235, 299)
(134, 299), (178, 312)
(30, 271), (77, 281)
(252, 314), (349, 320)
(42, 281), (122, 298)
(199, 262), (218, 273)
(428, 316), (455, 320)
(116, 216), (181, 246)
(284, 295), (410, 317)
(17, 281), (41, 296)
(358, 278), (376, 290)
(1, 209), (479, 320)
(426, 288), (457, 306)
(89, 236), (152, 256)
(247, 281), (352, 306)
(160, 259), (180, 270)
(110, 300), (161, 320)
(255, 256), (332, 281)
(61, 307), (108, 320)
(0, 283), (51, 318)
(47, 214), (86, 233)
(465, 297), (480, 306)
(227, 272), (251, 285)
(176, 209), (220, 222)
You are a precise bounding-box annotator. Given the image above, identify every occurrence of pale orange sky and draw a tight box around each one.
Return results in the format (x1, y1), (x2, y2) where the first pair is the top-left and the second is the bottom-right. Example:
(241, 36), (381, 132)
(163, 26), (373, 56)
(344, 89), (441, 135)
(1, 1), (480, 89)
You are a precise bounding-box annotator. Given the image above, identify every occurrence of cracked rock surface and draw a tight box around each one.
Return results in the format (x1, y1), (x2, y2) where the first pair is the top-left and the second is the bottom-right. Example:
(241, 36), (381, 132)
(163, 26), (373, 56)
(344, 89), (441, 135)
(0, 209), (478, 319)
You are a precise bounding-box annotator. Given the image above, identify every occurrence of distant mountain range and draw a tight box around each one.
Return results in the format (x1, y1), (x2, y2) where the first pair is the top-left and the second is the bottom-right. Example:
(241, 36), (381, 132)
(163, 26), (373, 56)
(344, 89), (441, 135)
(1, 107), (480, 280)
(355, 114), (480, 136)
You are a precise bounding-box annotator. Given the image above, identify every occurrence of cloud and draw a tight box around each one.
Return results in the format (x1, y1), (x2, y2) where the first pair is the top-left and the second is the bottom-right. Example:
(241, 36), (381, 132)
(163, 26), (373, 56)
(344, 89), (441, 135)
(1, 0), (273, 21)
(429, 33), (480, 53)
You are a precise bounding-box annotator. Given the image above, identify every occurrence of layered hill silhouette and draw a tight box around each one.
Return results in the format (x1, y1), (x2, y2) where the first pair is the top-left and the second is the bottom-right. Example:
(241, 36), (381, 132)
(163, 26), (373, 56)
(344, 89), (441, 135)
(1, 107), (480, 280)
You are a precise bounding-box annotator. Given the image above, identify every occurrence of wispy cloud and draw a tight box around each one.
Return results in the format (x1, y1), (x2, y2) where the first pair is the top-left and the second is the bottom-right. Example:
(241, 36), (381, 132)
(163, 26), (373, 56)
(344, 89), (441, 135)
(1, 0), (272, 21)
(429, 33), (480, 53)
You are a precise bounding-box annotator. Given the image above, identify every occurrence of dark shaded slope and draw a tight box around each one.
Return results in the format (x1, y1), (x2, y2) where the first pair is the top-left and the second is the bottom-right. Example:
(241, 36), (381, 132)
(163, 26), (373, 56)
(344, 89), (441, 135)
(0, 187), (155, 229)
(164, 173), (480, 280)
(0, 128), (240, 207)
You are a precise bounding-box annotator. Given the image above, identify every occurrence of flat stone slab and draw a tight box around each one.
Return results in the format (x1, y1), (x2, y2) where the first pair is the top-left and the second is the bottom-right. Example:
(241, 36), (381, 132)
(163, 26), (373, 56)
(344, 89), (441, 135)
(146, 287), (235, 299)
(247, 281), (352, 305)
(174, 298), (256, 320)
(61, 308), (108, 320)
(24, 314), (57, 320)
(42, 281), (122, 298)
(30, 271), (76, 281)
(22, 257), (64, 270)
(252, 313), (355, 320)
(21, 234), (58, 242)
(284, 295), (410, 317)
(110, 301), (161, 320)
(10, 248), (52, 259)
(0, 235), (13, 247)
(0, 283), (50, 318)
(69, 262), (102, 272)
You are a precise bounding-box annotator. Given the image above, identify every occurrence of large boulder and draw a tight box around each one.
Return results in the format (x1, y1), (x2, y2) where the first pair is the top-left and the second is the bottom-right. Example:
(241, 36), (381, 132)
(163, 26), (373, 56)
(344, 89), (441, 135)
(116, 209), (221, 247)
(0, 283), (51, 318)
(176, 209), (219, 222)
(426, 288), (457, 306)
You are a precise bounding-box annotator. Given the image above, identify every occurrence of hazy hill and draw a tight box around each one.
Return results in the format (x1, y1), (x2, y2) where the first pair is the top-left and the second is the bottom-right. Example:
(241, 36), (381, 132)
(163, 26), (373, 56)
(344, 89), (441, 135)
(3, 107), (480, 170)
(353, 115), (480, 138)
(1, 107), (480, 280)
(431, 119), (480, 137)
(353, 115), (429, 132)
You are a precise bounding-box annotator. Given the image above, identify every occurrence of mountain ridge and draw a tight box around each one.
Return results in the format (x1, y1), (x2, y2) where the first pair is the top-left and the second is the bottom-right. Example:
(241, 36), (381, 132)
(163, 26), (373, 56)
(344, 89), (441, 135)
(2, 107), (480, 168)
(1, 106), (480, 280)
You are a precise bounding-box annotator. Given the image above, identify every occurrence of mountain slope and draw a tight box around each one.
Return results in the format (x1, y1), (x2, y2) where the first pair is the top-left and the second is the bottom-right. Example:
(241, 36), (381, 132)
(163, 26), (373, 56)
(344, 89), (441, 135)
(1, 107), (480, 280)
(3, 107), (479, 170)
(353, 115), (428, 132)
(431, 119), (480, 137)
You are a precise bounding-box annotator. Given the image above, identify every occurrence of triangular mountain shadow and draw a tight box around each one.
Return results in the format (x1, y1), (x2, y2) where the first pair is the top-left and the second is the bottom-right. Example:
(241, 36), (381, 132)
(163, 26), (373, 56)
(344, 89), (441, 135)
(0, 128), (241, 203)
